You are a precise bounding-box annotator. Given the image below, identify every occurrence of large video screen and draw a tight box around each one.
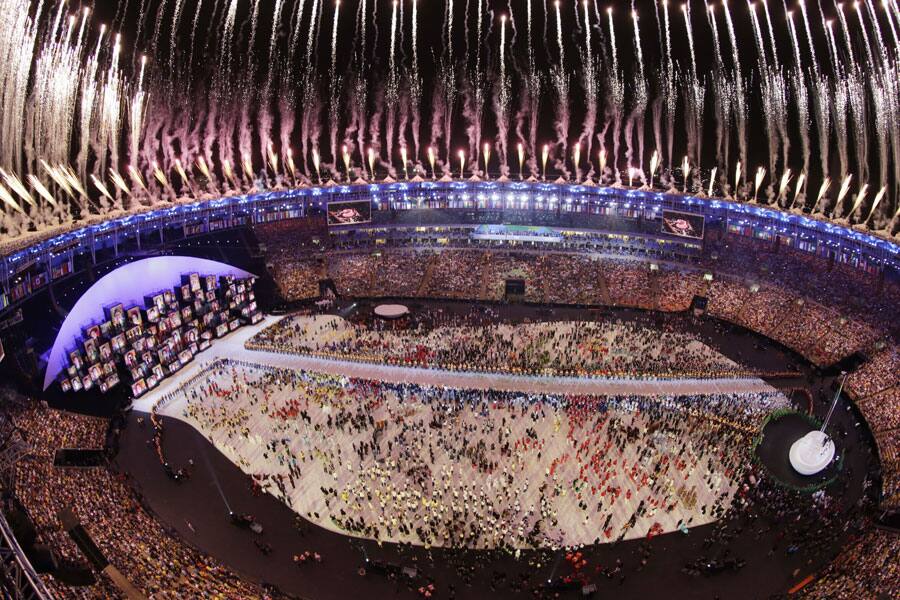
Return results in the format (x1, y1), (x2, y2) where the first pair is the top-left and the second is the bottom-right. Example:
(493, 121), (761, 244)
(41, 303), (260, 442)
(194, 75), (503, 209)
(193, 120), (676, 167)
(327, 199), (372, 226)
(661, 210), (705, 239)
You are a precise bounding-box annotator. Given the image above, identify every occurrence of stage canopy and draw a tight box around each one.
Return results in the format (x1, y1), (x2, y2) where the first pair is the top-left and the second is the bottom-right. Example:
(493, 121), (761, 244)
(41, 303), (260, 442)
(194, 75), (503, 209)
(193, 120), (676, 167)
(43, 256), (254, 390)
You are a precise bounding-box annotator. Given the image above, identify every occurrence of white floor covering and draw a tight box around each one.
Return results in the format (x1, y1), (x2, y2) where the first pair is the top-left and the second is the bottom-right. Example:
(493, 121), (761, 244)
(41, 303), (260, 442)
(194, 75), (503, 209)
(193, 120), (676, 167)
(130, 315), (783, 550)
(133, 316), (776, 414)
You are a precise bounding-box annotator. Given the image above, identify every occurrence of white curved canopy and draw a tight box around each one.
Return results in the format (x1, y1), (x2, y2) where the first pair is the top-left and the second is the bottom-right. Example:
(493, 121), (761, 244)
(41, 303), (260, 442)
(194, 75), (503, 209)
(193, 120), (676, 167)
(43, 256), (254, 390)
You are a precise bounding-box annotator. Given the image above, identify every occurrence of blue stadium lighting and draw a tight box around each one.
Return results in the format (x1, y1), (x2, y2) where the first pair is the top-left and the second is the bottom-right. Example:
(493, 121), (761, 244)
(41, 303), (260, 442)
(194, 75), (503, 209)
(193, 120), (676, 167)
(0, 180), (897, 293)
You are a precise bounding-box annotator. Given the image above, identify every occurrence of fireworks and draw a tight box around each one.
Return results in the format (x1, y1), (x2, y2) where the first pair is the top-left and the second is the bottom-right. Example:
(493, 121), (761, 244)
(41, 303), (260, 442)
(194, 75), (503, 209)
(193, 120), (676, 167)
(753, 167), (767, 203)
(0, 0), (898, 237)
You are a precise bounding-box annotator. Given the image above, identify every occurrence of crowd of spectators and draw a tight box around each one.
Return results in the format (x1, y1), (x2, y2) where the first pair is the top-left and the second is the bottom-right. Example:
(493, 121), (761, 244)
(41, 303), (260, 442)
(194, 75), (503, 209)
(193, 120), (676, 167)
(3, 374), (893, 598)
(842, 345), (900, 508)
(525, 254), (605, 304)
(270, 257), (322, 301)
(705, 278), (747, 323)
(319, 250), (708, 312)
(11, 402), (269, 599)
(255, 219), (325, 300)
(800, 527), (900, 598)
(655, 268), (705, 312)
(857, 387), (900, 506)
(480, 252), (536, 301)
(253, 221), (900, 514)
(373, 250), (433, 297)
(856, 388), (900, 434)
(258, 235), (892, 346)
(423, 250), (485, 299)
(603, 260), (654, 309)
(19, 405), (108, 453)
(846, 347), (900, 399)
(724, 283), (796, 341)
(704, 276), (880, 366)
(161, 357), (897, 598)
(327, 253), (376, 297)
(708, 237), (899, 339)
(874, 428), (900, 509)
(253, 239), (890, 370)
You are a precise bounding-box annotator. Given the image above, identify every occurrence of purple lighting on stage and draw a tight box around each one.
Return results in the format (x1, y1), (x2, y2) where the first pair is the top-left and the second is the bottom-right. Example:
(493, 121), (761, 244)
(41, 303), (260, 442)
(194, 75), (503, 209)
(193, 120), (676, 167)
(43, 256), (254, 390)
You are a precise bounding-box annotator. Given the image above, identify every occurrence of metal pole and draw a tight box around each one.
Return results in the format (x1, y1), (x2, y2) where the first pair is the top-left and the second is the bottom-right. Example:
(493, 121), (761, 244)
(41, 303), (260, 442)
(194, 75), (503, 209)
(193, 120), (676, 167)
(820, 372), (847, 434)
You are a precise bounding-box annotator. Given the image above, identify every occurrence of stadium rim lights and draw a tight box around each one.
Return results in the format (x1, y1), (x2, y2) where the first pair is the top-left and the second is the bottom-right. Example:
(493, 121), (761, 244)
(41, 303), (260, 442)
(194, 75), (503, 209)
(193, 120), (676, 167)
(2, 182), (900, 268)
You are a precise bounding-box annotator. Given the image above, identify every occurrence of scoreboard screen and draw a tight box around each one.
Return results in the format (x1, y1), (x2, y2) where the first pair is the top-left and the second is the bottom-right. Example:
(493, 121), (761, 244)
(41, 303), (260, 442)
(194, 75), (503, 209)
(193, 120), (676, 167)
(661, 210), (705, 239)
(327, 200), (372, 226)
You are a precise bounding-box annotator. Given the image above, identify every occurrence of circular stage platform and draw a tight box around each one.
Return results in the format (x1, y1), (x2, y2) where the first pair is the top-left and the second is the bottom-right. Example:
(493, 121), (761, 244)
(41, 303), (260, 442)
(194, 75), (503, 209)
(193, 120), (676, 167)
(373, 304), (410, 319)
(755, 411), (839, 491)
(789, 431), (835, 475)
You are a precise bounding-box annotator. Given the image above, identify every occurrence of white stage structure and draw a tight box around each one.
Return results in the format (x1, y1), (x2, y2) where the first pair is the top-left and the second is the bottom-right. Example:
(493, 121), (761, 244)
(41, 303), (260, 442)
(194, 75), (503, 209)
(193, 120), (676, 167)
(374, 304), (410, 319)
(43, 256), (254, 390)
(789, 373), (845, 476)
(789, 431), (836, 475)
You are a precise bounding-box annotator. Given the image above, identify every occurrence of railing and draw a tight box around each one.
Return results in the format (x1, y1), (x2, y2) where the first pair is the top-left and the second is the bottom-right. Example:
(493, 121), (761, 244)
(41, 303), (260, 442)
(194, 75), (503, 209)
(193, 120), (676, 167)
(0, 508), (54, 600)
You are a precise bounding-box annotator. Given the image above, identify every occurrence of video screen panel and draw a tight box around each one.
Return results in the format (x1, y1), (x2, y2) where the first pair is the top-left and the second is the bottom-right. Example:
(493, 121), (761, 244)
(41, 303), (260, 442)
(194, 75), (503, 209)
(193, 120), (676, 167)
(661, 210), (705, 239)
(108, 303), (125, 327)
(327, 199), (372, 226)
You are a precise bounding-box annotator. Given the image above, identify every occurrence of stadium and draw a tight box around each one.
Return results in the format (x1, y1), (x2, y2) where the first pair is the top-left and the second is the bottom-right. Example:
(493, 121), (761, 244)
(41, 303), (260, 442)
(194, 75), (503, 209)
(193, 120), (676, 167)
(0, 1), (897, 599)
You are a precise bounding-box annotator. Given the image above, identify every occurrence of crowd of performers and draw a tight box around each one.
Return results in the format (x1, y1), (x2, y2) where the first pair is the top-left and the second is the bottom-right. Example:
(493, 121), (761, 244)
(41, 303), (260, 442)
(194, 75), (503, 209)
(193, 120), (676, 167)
(246, 312), (793, 380)
(168, 359), (788, 550)
(147, 358), (899, 597)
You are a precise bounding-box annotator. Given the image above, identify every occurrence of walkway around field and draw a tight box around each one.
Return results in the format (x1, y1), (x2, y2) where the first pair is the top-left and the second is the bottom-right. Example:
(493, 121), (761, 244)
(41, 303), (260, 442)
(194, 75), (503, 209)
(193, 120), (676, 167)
(132, 315), (777, 418)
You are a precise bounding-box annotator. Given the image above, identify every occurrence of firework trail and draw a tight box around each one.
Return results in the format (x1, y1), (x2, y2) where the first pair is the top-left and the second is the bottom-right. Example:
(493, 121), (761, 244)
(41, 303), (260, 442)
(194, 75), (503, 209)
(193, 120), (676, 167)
(723, 0), (747, 187)
(862, 0), (887, 58)
(328, 0), (343, 167)
(463, 0), (486, 167)
(577, 1), (598, 178)
(170, 0), (187, 77)
(620, 6), (644, 179)
(706, 5), (732, 171)
(833, 80), (850, 182)
(1, 0), (899, 231)
(218, 0), (239, 95)
(410, 0), (423, 162)
(749, 2), (785, 198)
(660, 0), (675, 168)
(436, 0), (458, 162)
(187, 0), (205, 84)
(785, 8), (812, 181)
(345, 0), (368, 175)
(288, 0), (312, 62)
(494, 14), (512, 176)
(550, 0), (571, 178)
(798, 0), (819, 71)
(847, 71), (870, 187)
(834, 2), (856, 65)
(151, 0), (170, 62)
(681, 2), (705, 173)
(513, 0), (541, 176)
(761, 0), (780, 70)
